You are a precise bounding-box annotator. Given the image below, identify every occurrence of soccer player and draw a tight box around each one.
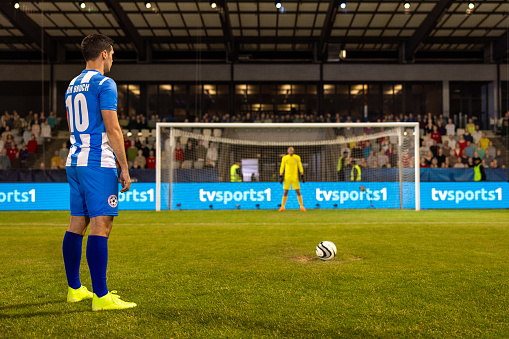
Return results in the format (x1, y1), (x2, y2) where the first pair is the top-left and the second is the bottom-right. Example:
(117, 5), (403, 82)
(62, 34), (136, 311)
(279, 147), (306, 211)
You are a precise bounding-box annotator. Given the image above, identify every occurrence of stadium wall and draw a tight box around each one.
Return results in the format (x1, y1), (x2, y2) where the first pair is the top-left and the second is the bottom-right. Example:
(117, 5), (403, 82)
(1, 64), (507, 82)
(2, 63), (506, 121)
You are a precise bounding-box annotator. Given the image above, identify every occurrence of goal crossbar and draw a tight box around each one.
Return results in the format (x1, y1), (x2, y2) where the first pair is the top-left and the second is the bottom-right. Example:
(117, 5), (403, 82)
(172, 128), (400, 147)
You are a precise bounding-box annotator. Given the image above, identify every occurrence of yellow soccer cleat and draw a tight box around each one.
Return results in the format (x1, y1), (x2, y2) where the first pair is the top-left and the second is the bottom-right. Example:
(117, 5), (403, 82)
(278, 207), (285, 212)
(67, 285), (93, 303)
(300, 206), (306, 212)
(92, 291), (137, 311)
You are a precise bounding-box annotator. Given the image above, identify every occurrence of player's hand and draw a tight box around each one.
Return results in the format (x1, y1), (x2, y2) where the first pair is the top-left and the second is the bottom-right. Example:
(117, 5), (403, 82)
(119, 168), (131, 193)
(300, 174), (305, 183)
(279, 176), (284, 184)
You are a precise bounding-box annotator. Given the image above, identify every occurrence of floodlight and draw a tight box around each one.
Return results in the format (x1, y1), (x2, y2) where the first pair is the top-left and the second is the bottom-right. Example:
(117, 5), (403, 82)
(14, 2), (20, 9)
(145, 1), (151, 9)
(210, 1), (217, 9)
(79, 2), (86, 9)
(468, 3), (474, 10)
(275, 1), (282, 9)
(340, 3), (346, 9)
(404, 2), (410, 9)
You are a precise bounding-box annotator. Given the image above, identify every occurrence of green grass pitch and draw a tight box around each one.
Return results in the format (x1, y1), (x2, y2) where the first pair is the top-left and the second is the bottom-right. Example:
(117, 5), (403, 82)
(1, 209), (508, 338)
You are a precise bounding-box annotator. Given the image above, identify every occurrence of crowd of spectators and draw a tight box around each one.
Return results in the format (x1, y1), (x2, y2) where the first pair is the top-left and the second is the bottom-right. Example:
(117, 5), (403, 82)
(129, 110), (509, 131)
(336, 112), (507, 171)
(131, 111), (429, 125)
(168, 139), (218, 170)
(114, 110), (504, 173)
(122, 126), (220, 170)
(124, 135), (158, 169)
(118, 114), (157, 130)
(1, 108), (508, 172)
(0, 110), (58, 170)
(48, 142), (70, 170)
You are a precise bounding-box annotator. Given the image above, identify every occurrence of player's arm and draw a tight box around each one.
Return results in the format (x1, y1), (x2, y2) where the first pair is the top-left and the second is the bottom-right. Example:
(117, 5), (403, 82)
(103, 110), (131, 193)
(298, 156), (305, 183)
(279, 156), (285, 183)
(66, 107), (71, 133)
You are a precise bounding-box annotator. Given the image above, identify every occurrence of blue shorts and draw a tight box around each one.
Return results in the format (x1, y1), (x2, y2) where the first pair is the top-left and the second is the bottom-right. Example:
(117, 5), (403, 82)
(66, 166), (119, 218)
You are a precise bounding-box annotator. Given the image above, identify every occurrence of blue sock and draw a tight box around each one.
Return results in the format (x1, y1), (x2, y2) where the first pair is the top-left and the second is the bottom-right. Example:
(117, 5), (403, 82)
(86, 235), (109, 298)
(62, 231), (84, 290)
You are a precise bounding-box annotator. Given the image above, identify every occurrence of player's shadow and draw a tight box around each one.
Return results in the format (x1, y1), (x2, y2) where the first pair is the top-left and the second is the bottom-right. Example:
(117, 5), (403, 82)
(0, 300), (62, 311)
(0, 309), (85, 319)
(0, 300), (86, 319)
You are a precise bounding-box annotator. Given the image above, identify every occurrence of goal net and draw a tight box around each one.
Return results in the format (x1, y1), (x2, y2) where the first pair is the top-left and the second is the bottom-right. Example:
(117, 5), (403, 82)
(156, 123), (420, 211)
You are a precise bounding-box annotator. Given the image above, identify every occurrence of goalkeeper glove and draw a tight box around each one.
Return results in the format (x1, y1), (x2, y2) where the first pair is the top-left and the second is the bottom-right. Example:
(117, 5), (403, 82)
(279, 176), (284, 184)
(300, 174), (305, 183)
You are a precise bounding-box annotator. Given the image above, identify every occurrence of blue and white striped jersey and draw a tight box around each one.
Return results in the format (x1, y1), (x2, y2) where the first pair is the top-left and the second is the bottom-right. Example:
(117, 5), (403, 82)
(65, 69), (118, 168)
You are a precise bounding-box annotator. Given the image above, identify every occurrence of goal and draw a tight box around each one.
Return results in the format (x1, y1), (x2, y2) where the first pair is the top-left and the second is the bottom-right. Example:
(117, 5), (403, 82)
(155, 122), (420, 211)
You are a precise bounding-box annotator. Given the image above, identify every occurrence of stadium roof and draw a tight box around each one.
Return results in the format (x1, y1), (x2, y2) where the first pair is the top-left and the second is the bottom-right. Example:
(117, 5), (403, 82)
(0, 0), (507, 63)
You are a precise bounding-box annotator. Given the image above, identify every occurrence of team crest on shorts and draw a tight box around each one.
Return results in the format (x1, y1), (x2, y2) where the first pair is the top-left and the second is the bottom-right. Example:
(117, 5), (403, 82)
(108, 195), (118, 208)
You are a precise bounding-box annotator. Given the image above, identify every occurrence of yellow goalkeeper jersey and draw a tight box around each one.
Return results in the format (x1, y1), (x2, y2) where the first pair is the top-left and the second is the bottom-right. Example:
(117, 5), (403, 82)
(280, 154), (304, 180)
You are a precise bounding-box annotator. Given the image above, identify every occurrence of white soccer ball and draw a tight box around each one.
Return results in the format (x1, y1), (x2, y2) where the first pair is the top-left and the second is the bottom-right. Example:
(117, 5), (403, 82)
(316, 241), (337, 261)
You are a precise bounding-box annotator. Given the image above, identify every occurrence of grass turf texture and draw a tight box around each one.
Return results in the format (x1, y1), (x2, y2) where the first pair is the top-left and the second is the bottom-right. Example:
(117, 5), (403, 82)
(0, 210), (508, 338)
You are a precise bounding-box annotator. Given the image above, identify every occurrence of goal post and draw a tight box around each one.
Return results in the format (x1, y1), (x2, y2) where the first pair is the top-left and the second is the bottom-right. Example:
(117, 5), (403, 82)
(156, 122), (420, 211)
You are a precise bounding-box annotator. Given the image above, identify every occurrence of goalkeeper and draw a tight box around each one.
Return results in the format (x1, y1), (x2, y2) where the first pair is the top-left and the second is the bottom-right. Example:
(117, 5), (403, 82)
(279, 147), (306, 212)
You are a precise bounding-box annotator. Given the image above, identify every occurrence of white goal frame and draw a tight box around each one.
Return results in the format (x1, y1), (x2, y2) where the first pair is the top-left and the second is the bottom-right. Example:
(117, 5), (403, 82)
(156, 122), (421, 211)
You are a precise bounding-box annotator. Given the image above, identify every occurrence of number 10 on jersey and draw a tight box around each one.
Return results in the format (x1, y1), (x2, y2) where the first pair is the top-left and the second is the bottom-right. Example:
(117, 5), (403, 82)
(66, 93), (89, 132)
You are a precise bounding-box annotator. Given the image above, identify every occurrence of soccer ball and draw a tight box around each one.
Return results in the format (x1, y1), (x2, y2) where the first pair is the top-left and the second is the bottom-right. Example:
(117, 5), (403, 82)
(316, 241), (337, 261)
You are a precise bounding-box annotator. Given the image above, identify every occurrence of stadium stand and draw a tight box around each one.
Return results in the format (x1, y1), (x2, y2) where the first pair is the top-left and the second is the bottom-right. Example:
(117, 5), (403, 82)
(0, 108), (508, 177)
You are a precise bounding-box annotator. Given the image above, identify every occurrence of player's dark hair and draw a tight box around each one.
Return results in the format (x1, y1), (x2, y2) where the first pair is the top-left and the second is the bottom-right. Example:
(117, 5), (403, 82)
(81, 34), (114, 62)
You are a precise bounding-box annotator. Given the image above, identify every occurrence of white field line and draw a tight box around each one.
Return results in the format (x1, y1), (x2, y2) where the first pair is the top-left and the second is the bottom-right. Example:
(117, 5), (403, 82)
(0, 221), (508, 227)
